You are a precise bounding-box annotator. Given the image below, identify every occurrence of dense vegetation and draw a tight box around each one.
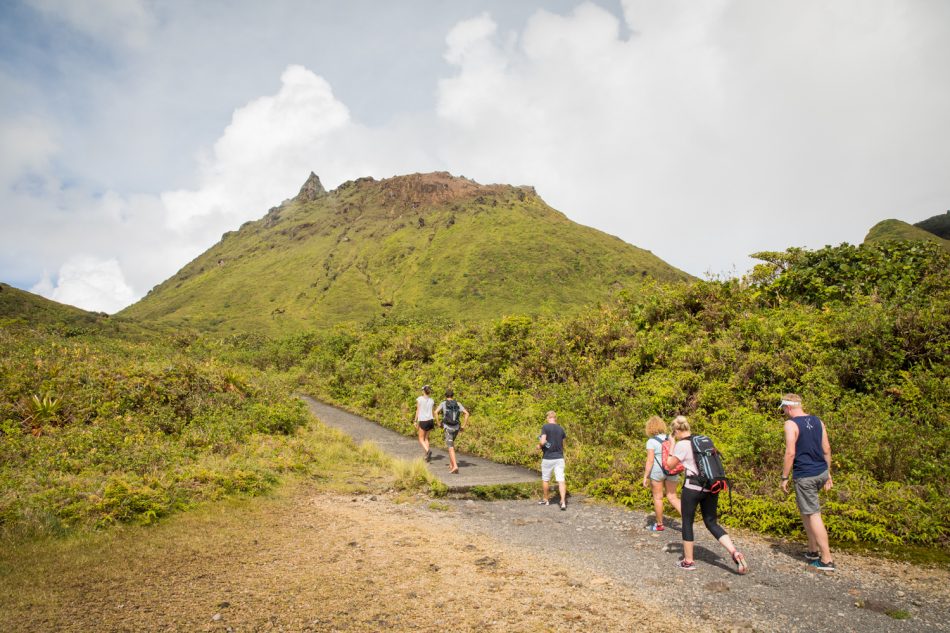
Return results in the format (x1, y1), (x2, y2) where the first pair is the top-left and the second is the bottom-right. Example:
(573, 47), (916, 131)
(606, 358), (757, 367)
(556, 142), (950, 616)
(3, 239), (948, 555)
(120, 172), (688, 334)
(229, 240), (949, 549)
(0, 285), (438, 539)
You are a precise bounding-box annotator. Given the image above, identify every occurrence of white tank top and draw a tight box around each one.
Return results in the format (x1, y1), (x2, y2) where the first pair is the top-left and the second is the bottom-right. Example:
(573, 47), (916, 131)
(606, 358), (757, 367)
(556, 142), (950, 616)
(416, 395), (434, 421)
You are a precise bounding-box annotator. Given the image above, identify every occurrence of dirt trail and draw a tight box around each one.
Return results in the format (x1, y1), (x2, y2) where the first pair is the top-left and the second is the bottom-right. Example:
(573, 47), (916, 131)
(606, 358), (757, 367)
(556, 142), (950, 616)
(298, 398), (950, 633)
(0, 489), (685, 633)
(300, 397), (538, 490)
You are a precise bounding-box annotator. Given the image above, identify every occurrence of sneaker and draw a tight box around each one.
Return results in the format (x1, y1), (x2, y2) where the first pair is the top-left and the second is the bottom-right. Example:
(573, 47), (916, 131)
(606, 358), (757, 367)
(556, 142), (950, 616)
(804, 551), (820, 561)
(732, 551), (749, 575)
(810, 560), (836, 572)
(560, 502), (567, 511)
(676, 560), (696, 571)
(425, 450), (431, 462)
(537, 499), (550, 506)
(647, 523), (665, 532)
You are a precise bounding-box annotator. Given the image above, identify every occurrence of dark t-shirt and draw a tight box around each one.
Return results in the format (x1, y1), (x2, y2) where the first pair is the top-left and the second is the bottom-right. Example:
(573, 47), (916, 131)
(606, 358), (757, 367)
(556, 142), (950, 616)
(540, 422), (566, 460)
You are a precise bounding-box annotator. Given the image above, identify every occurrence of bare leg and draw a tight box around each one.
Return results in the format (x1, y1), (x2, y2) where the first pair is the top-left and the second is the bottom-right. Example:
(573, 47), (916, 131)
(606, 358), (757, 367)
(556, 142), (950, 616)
(416, 426), (429, 454)
(664, 479), (681, 514)
(448, 447), (458, 472)
(650, 479), (665, 525)
(717, 533), (738, 556)
(558, 481), (567, 505)
(683, 540), (694, 562)
(803, 512), (833, 562)
(541, 480), (550, 502)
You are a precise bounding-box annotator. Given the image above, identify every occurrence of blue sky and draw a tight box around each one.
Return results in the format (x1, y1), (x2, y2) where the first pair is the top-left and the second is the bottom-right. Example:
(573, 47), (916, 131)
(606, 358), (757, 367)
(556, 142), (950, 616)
(2, 0), (949, 312)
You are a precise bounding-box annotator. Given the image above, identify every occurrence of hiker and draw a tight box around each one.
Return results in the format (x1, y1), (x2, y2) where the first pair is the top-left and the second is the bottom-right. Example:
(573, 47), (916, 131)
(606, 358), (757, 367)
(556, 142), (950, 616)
(642, 415), (682, 531)
(537, 410), (568, 510)
(665, 416), (748, 574)
(435, 388), (469, 474)
(780, 394), (835, 572)
(414, 385), (435, 462)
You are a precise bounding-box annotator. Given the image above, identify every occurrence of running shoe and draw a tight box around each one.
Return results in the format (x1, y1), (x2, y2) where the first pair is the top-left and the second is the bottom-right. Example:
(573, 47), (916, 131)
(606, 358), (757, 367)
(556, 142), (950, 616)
(676, 560), (696, 571)
(560, 502), (567, 511)
(647, 523), (665, 532)
(425, 450), (431, 462)
(809, 560), (836, 572)
(804, 551), (820, 561)
(537, 499), (550, 506)
(732, 551), (749, 575)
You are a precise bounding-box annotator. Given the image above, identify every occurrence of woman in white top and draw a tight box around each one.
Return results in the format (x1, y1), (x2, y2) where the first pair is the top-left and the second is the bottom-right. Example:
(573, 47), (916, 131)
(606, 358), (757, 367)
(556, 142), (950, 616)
(414, 385), (435, 461)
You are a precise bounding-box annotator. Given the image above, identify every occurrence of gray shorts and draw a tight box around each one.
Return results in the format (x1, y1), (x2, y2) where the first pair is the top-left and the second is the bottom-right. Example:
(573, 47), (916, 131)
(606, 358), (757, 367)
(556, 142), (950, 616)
(443, 425), (460, 448)
(794, 470), (829, 515)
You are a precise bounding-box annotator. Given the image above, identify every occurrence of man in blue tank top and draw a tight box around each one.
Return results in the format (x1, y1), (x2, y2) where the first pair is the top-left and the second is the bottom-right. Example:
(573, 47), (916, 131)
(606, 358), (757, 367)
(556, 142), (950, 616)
(780, 394), (835, 571)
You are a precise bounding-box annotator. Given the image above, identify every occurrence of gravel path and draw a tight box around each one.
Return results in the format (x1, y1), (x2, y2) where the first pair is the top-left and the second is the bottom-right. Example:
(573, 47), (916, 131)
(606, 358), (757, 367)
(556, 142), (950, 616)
(301, 396), (538, 489)
(307, 397), (950, 633)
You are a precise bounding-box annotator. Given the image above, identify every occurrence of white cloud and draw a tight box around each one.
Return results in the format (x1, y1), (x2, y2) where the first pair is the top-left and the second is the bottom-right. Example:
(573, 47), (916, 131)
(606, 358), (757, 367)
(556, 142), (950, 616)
(162, 65), (352, 233)
(431, 0), (950, 276)
(31, 255), (137, 314)
(3, 1), (950, 314)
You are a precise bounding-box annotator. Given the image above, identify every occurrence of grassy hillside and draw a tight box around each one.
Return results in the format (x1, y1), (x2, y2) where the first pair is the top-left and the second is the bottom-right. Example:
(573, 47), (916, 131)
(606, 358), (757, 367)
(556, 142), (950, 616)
(121, 172), (689, 335)
(864, 219), (950, 252)
(241, 240), (950, 549)
(915, 210), (950, 240)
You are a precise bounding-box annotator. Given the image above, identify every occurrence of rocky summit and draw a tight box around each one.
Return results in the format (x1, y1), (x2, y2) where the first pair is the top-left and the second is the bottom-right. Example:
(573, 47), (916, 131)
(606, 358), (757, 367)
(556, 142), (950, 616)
(120, 172), (690, 334)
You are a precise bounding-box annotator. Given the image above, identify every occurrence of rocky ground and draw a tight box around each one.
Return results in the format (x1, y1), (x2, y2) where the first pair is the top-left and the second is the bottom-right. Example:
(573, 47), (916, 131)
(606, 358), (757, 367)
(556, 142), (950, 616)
(2, 486), (947, 632)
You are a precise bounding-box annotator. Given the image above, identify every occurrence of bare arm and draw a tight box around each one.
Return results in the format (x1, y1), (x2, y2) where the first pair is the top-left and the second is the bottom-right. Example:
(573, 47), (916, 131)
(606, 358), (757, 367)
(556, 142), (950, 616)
(643, 449), (655, 480)
(462, 409), (470, 429)
(821, 421), (833, 490)
(781, 420), (798, 493)
(538, 433), (547, 452)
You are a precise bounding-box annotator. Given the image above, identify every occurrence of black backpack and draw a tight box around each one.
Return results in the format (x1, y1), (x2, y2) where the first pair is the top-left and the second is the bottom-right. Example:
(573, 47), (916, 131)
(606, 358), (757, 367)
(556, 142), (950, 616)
(688, 434), (729, 494)
(442, 400), (461, 427)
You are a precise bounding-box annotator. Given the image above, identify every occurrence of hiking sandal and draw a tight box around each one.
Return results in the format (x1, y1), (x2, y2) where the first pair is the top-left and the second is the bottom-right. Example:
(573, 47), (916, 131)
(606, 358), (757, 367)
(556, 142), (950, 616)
(732, 551), (749, 575)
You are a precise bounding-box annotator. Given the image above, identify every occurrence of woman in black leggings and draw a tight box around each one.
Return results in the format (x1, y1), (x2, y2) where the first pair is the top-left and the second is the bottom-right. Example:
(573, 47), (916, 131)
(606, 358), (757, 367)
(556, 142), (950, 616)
(664, 416), (748, 574)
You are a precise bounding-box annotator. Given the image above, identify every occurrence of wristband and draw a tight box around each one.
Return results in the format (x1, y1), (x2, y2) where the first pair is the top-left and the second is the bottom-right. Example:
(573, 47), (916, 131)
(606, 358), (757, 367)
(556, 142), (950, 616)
(781, 475), (789, 480)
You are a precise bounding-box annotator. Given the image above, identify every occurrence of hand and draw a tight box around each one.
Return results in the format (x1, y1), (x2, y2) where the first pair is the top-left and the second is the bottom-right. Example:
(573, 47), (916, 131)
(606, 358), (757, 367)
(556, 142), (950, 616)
(642, 476), (650, 489)
(781, 479), (789, 494)
(824, 476), (833, 491)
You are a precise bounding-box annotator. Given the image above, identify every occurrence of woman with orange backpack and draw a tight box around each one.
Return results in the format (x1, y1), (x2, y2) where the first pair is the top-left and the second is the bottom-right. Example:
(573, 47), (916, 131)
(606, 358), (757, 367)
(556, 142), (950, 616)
(641, 415), (682, 531)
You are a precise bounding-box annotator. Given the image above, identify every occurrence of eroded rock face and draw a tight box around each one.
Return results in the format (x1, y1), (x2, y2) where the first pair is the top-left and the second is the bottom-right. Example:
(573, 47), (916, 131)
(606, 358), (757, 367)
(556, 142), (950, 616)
(297, 172), (327, 201)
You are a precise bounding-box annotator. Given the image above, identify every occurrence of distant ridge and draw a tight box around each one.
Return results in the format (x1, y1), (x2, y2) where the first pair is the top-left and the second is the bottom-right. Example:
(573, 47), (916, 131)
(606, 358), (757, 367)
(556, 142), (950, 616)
(121, 171), (690, 334)
(864, 217), (950, 252)
(914, 210), (950, 240)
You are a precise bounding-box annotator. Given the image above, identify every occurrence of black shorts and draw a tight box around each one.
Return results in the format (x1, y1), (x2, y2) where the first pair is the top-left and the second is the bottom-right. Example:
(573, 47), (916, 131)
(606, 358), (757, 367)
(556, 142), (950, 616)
(418, 419), (435, 432)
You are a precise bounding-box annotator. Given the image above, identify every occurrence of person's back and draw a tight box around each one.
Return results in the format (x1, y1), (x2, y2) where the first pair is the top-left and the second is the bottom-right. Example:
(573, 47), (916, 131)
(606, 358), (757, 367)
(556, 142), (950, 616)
(540, 420), (565, 460)
(791, 415), (826, 478)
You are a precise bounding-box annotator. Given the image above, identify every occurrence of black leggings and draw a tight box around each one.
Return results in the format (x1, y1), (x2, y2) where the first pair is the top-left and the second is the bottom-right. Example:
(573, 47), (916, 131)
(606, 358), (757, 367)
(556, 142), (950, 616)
(680, 486), (727, 542)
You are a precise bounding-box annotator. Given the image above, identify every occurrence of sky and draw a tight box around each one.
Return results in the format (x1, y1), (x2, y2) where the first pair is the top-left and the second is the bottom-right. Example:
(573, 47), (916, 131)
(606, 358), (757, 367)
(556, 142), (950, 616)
(1, 0), (949, 313)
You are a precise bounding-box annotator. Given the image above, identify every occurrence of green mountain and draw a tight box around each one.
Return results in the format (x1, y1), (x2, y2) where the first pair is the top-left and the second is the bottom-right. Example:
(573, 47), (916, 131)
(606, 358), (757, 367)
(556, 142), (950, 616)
(122, 172), (690, 334)
(0, 282), (107, 328)
(864, 218), (950, 252)
(915, 210), (950, 240)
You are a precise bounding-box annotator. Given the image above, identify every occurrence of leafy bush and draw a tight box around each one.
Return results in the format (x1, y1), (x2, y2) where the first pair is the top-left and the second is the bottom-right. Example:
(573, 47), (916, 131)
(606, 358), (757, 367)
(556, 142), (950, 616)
(286, 241), (949, 548)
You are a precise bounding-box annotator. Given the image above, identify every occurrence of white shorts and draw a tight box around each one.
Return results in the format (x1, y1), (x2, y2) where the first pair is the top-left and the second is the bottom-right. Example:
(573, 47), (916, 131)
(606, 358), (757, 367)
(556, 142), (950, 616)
(541, 458), (565, 483)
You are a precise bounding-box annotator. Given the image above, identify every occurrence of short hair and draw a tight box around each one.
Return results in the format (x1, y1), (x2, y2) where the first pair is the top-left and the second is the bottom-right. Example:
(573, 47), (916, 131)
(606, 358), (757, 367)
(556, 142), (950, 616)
(546, 410), (557, 420)
(645, 415), (667, 437)
(445, 388), (454, 398)
(670, 415), (690, 435)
